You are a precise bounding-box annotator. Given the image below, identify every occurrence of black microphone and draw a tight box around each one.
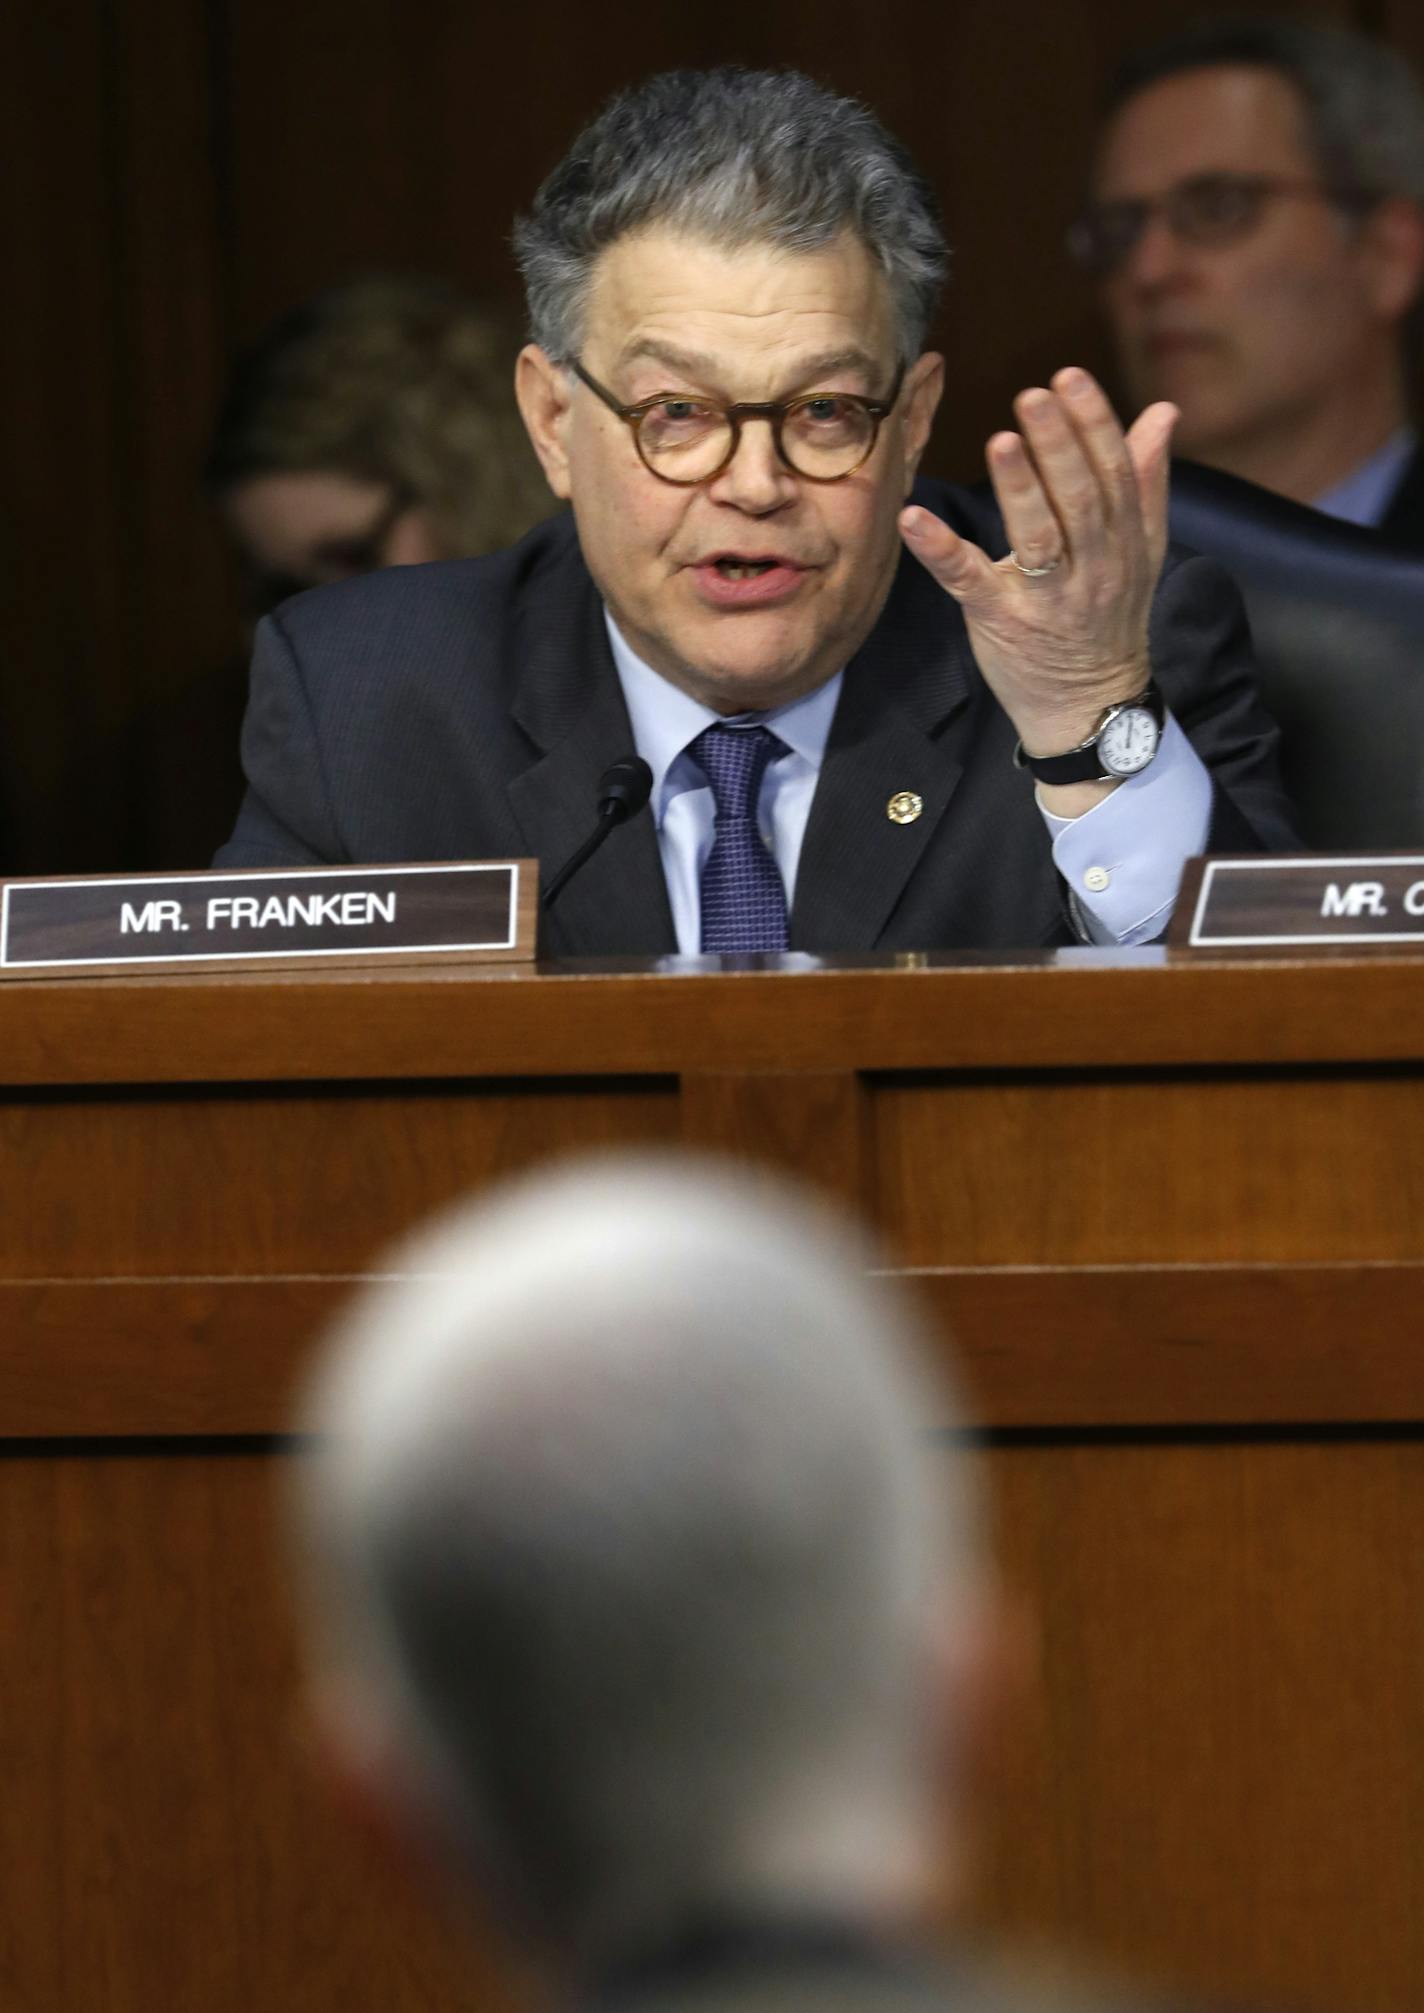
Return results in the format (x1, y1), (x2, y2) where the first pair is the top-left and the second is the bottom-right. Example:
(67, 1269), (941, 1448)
(541, 756), (653, 910)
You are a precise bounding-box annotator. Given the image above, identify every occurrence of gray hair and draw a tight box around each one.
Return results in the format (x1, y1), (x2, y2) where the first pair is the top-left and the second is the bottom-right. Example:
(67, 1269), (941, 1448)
(1108, 17), (1424, 208)
(293, 1153), (978, 1961)
(512, 68), (947, 366)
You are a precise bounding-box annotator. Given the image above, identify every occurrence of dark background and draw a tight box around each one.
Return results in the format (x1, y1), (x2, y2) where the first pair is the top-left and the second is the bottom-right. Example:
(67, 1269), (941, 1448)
(4, 0), (1414, 874)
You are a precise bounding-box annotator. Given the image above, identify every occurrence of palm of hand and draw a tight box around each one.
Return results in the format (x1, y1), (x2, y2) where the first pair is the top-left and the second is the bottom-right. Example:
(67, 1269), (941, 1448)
(900, 370), (1177, 754)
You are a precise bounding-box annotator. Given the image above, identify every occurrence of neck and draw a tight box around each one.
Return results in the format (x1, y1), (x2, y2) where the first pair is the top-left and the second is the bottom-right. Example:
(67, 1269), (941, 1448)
(1192, 367), (1410, 507)
(564, 1800), (950, 1999)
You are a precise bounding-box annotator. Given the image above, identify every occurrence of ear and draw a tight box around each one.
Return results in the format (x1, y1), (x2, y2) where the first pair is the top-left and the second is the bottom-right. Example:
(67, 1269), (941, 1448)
(922, 1580), (1037, 1859)
(515, 345), (576, 501)
(300, 1681), (453, 1901)
(900, 352), (945, 494)
(303, 1680), (554, 1980)
(1357, 196), (1424, 323)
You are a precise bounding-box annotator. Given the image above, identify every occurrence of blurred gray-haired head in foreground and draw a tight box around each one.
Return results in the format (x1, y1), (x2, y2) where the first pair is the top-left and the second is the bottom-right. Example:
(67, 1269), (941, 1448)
(291, 1154), (989, 1994)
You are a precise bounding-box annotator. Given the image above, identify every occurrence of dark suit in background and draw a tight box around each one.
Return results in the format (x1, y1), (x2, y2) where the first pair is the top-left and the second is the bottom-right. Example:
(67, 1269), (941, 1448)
(216, 478), (1294, 954)
(1377, 446), (1424, 551)
(577, 1925), (1232, 2011)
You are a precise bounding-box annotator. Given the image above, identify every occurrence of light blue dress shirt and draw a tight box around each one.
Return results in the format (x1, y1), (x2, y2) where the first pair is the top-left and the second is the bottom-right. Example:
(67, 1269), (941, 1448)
(606, 611), (1211, 951)
(1313, 428), (1417, 529)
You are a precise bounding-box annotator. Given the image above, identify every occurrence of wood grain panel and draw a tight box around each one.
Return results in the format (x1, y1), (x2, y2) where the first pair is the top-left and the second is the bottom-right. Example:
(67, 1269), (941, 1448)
(0, 7), (236, 878)
(876, 1070), (1424, 1264)
(0, 1277), (347, 1437)
(5, 1261), (1422, 1437)
(0, 8), (126, 874)
(679, 1070), (871, 1214)
(973, 1436), (1424, 2013)
(0, 1080), (677, 1276)
(2, 953), (1423, 1088)
(0, 1446), (511, 2010)
(102, 0), (236, 872)
(5, 1432), (1419, 2013)
(915, 1260), (1424, 1426)
(1376, 3), (1424, 80)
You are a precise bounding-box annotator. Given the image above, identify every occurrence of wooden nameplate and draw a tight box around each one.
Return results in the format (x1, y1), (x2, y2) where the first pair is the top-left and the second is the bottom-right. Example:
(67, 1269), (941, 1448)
(1173, 853), (1424, 951)
(0, 860), (538, 978)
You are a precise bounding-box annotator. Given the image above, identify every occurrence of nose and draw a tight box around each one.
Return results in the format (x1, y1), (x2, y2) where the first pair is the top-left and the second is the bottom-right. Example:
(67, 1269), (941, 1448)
(1117, 208), (1192, 293)
(706, 417), (798, 513)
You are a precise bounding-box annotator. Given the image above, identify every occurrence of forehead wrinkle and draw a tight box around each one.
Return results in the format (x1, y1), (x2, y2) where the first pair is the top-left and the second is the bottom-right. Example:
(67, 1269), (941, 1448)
(587, 229), (894, 379)
(615, 335), (881, 391)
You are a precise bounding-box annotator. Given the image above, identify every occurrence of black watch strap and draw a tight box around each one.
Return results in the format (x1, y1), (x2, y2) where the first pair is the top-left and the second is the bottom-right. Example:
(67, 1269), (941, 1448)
(1013, 682), (1164, 785)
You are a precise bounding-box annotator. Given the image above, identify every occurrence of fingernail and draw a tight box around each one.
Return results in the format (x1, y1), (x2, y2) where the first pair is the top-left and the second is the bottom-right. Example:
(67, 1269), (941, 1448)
(1057, 367), (1090, 396)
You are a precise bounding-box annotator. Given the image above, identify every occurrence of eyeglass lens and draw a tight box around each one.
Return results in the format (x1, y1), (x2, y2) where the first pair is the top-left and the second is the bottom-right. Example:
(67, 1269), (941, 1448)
(1071, 174), (1284, 274)
(636, 395), (880, 481)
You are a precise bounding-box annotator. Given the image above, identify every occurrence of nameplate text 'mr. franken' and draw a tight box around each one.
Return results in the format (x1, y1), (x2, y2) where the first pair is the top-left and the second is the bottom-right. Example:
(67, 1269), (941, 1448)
(0, 863), (536, 976)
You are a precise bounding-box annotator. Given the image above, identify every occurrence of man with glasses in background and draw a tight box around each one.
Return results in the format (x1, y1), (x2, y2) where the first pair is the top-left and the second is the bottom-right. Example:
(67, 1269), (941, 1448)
(1073, 18), (1424, 542)
(218, 68), (1292, 952)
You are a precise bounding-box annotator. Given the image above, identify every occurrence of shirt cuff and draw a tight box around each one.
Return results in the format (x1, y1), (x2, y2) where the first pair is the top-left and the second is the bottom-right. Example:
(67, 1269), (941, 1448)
(1037, 715), (1212, 945)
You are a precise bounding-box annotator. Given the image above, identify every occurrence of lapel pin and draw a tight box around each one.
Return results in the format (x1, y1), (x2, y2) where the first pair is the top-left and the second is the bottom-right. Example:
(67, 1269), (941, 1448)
(886, 791), (923, 825)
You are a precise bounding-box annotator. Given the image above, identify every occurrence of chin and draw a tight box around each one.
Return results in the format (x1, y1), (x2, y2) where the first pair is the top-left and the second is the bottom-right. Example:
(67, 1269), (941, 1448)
(655, 620), (808, 705)
(694, 661), (821, 712)
(698, 639), (833, 706)
(1167, 401), (1246, 461)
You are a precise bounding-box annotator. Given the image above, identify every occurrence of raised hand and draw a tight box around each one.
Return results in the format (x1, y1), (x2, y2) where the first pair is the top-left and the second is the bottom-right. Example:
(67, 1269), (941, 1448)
(899, 368), (1177, 766)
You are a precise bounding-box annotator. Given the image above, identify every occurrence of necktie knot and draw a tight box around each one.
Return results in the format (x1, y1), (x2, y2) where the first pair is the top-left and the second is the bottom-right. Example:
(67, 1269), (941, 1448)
(689, 723), (787, 823)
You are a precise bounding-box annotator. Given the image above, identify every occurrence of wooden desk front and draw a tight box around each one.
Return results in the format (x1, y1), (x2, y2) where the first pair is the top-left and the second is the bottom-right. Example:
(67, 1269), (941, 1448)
(2, 951), (1421, 2010)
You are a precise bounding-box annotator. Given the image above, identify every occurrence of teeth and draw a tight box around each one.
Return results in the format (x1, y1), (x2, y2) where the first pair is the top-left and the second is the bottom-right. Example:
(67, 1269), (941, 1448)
(718, 560), (775, 579)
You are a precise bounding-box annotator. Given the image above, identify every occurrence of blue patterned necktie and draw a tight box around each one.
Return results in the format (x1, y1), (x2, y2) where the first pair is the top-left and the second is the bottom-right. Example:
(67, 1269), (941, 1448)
(689, 722), (790, 954)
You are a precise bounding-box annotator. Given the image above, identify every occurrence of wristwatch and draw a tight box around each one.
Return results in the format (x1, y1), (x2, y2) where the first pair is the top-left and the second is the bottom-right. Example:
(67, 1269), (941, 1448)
(1013, 681), (1166, 785)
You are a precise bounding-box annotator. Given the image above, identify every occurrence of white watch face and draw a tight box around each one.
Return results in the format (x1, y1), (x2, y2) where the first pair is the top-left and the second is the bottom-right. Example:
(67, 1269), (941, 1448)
(1098, 705), (1160, 777)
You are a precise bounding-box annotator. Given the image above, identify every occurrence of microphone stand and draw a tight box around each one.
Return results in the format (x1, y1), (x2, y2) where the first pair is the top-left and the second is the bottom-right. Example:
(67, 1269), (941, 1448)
(542, 757), (653, 910)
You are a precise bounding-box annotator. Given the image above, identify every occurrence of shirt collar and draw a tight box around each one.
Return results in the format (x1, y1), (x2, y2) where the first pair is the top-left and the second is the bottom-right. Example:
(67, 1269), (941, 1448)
(604, 611), (842, 824)
(1313, 427), (1418, 529)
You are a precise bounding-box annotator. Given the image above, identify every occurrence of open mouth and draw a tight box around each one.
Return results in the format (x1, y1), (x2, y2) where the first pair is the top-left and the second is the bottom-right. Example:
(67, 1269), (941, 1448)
(715, 558), (782, 578)
(691, 555), (809, 608)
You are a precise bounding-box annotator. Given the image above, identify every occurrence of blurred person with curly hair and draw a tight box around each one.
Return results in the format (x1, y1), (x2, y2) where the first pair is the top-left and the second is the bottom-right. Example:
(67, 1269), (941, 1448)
(207, 275), (557, 616)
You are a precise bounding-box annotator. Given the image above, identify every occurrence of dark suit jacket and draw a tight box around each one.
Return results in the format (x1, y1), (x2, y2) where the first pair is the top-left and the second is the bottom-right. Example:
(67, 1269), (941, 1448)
(215, 478), (1294, 955)
(575, 1924), (1226, 2012)
(1377, 442), (1424, 551)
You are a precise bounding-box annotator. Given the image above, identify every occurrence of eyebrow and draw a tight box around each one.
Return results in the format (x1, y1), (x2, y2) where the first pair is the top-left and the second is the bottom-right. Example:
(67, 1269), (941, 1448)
(615, 337), (885, 393)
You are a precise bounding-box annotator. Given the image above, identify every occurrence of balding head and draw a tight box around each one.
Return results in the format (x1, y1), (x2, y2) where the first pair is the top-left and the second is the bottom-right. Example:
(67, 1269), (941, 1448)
(292, 1155), (981, 1967)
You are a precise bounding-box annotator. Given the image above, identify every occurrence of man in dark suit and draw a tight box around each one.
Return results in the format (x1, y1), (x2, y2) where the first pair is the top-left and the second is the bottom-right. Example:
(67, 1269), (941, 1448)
(1074, 19), (1424, 547)
(290, 1153), (1209, 2012)
(219, 67), (1293, 952)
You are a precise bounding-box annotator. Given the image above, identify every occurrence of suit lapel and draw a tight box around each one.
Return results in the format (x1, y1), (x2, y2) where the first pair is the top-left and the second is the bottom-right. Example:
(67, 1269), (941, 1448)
(505, 565), (676, 957)
(499, 522), (986, 957)
(791, 554), (979, 951)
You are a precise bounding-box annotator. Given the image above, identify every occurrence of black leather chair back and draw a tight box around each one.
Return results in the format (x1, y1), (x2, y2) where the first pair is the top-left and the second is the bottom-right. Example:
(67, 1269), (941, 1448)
(1169, 460), (1424, 848)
